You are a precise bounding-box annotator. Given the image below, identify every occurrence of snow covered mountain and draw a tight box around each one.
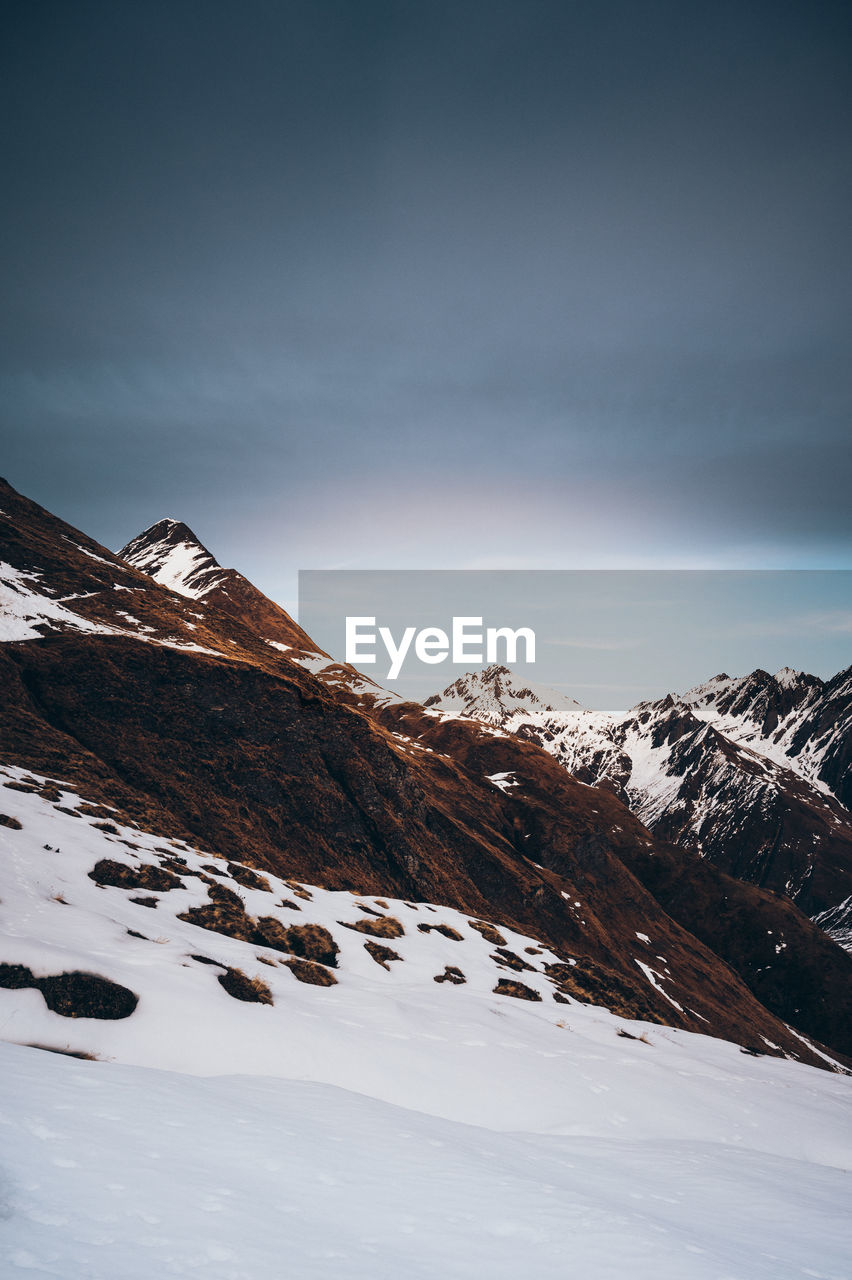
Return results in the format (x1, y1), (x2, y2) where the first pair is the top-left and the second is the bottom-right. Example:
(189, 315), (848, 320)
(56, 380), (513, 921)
(435, 666), (586, 722)
(427, 666), (852, 950)
(119, 516), (319, 655)
(4, 476), (852, 1060)
(118, 517), (229, 598)
(3, 476), (852, 1278)
(683, 666), (852, 808)
(1, 473), (818, 1053)
(119, 514), (408, 708)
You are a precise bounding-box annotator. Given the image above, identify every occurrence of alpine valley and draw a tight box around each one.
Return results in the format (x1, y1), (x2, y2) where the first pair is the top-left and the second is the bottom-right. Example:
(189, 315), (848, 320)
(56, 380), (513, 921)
(1, 476), (850, 1280)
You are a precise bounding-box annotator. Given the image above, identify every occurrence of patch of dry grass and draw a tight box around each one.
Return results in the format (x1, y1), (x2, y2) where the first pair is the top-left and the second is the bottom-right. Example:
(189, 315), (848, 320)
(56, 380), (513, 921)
(0, 963), (139, 1019)
(89, 858), (183, 893)
(285, 922), (340, 967)
(217, 966), (274, 1005)
(491, 947), (534, 972)
(227, 862), (272, 892)
(364, 941), (403, 970)
(341, 915), (405, 940)
(254, 919), (340, 967)
(469, 919), (506, 946)
(417, 923), (464, 941)
(493, 979), (541, 1002)
(434, 966), (466, 985)
(284, 959), (337, 986)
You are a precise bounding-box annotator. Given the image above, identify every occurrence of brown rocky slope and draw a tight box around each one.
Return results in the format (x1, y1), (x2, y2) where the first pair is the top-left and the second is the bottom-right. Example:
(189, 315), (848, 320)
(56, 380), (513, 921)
(1, 476), (850, 1065)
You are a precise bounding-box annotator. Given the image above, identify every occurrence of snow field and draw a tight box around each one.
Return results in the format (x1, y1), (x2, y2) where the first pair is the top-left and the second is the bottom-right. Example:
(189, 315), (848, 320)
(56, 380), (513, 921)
(1, 1042), (850, 1280)
(1, 766), (851, 1279)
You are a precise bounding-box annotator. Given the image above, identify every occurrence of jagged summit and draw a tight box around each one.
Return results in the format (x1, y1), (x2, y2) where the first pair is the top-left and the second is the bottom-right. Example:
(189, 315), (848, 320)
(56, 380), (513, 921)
(425, 664), (584, 721)
(683, 665), (823, 713)
(427, 658), (852, 953)
(119, 519), (225, 600)
(139, 516), (191, 532)
(775, 665), (807, 686)
(135, 517), (204, 545)
(119, 518), (317, 654)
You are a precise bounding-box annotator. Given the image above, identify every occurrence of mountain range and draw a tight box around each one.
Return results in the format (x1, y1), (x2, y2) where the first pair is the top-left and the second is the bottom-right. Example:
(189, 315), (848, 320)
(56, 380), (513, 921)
(427, 665), (852, 953)
(3, 474), (852, 1275)
(1, 475), (850, 1070)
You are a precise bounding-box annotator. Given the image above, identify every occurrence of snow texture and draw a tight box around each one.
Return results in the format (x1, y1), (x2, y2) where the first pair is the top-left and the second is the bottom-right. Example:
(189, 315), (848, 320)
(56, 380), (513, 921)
(2, 1040), (850, 1280)
(1, 767), (850, 1279)
(0, 561), (223, 656)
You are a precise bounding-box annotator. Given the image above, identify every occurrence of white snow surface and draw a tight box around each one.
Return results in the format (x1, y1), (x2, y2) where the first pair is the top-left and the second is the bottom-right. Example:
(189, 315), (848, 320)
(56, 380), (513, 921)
(487, 770), (520, 793)
(1, 767), (850, 1279)
(2, 1039), (850, 1280)
(145, 540), (216, 598)
(0, 562), (123, 643)
(0, 561), (224, 657)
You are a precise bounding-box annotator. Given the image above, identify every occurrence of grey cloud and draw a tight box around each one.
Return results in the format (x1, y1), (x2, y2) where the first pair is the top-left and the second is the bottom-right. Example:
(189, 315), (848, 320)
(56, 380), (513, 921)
(1, 0), (850, 595)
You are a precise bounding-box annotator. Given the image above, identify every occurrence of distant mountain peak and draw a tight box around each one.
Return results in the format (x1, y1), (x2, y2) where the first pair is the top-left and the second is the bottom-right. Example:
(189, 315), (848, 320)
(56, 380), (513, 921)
(425, 664), (584, 721)
(119, 520), (225, 600)
(774, 665), (806, 687)
(139, 516), (200, 541)
(118, 518), (318, 655)
(428, 655), (852, 952)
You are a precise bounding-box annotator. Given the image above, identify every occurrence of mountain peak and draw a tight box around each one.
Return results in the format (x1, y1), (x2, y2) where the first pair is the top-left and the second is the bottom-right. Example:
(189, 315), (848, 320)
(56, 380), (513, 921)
(121, 517), (217, 561)
(140, 516), (199, 539)
(426, 664), (585, 722)
(119, 520), (223, 600)
(118, 517), (319, 655)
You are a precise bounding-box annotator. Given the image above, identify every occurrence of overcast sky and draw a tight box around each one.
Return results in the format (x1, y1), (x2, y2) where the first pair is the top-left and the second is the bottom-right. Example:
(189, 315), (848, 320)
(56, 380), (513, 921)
(2, 0), (851, 614)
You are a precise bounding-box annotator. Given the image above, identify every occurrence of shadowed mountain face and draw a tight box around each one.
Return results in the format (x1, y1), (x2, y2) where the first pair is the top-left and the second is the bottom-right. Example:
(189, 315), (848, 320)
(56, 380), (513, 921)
(2, 475), (852, 1066)
(427, 666), (852, 950)
(682, 667), (852, 811)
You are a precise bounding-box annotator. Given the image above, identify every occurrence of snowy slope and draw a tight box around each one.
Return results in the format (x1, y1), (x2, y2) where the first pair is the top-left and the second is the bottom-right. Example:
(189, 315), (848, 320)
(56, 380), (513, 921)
(1, 770), (851, 1280)
(2, 1038), (851, 1280)
(2, 763), (766, 1101)
(682, 668), (834, 791)
(1, 768), (851, 1280)
(0, 558), (223, 655)
(118, 518), (229, 599)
